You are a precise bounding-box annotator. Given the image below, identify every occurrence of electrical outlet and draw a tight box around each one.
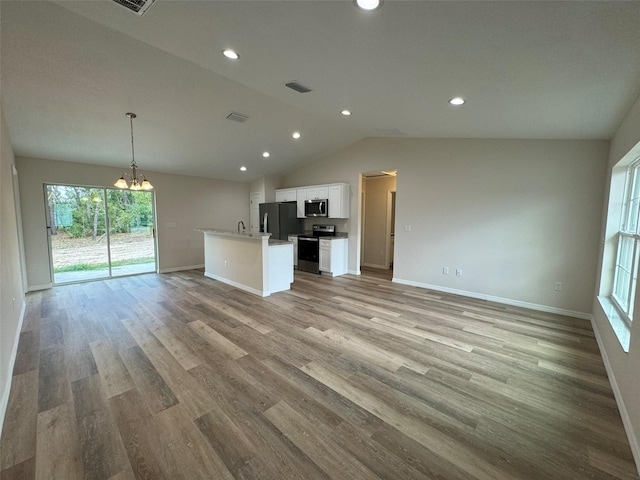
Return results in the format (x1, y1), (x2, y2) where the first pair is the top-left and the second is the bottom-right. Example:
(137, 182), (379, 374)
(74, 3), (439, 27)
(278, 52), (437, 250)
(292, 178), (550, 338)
(404, 224), (412, 232)
(555, 282), (562, 291)
(443, 267), (449, 274)
(12, 297), (16, 309)
(456, 268), (463, 277)
(225, 260), (228, 268)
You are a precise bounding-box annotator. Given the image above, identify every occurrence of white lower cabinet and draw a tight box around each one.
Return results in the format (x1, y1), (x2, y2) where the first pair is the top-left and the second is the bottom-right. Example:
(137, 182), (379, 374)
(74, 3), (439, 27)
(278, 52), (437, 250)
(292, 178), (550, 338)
(319, 238), (347, 276)
(288, 235), (298, 267)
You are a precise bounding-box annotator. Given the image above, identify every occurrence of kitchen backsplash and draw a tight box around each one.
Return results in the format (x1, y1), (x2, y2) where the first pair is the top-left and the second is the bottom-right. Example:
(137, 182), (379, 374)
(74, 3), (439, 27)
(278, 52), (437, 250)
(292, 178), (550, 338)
(303, 218), (348, 233)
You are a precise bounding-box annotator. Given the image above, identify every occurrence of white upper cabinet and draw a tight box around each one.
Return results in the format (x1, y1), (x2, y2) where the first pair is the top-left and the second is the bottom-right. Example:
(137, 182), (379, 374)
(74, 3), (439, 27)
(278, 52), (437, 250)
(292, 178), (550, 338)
(306, 186), (329, 200)
(296, 188), (307, 218)
(328, 184), (350, 218)
(275, 188), (296, 203)
(276, 183), (350, 218)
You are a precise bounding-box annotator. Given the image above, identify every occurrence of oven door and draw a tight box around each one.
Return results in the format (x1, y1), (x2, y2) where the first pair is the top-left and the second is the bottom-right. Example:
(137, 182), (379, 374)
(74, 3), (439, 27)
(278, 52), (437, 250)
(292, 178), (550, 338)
(297, 236), (319, 274)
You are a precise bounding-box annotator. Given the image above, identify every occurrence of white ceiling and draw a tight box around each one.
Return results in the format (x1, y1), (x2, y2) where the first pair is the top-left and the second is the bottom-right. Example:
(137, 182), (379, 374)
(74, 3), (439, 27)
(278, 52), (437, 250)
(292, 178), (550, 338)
(2, 0), (640, 182)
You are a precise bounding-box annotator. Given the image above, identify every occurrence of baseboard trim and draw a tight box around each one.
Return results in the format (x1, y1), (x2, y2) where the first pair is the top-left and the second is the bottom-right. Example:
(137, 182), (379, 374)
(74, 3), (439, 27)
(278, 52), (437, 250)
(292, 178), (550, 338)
(0, 299), (27, 442)
(158, 264), (204, 274)
(391, 278), (591, 320)
(203, 272), (267, 297)
(362, 262), (388, 269)
(590, 315), (640, 476)
(348, 269), (361, 276)
(27, 283), (52, 292)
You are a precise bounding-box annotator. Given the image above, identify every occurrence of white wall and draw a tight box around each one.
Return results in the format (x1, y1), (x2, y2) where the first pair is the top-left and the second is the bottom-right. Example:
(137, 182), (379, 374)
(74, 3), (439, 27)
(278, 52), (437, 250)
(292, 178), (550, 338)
(203, 233), (266, 295)
(0, 102), (26, 439)
(592, 91), (640, 468)
(284, 137), (609, 316)
(16, 156), (250, 289)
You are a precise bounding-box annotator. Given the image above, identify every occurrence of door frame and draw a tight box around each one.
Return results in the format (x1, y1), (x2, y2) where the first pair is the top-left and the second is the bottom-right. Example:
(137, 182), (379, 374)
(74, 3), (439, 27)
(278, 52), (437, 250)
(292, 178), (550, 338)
(44, 182), (158, 285)
(385, 190), (396, 269)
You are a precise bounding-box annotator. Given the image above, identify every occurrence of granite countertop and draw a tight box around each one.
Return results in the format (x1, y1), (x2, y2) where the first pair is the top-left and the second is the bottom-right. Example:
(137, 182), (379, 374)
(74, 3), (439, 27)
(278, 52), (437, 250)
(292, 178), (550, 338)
(268, 239), (292, 246)
(195, 228), (271, 239)
(320, 235), (348, 241)
(294, 232), (348, 239)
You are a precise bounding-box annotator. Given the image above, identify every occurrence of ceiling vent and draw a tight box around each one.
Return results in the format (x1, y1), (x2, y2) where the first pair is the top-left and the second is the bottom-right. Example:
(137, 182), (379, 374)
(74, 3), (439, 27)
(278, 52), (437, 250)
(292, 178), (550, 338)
(226, 112), (249, 123)
(285, 81), (313, 94)
(110, 0), (157, 16)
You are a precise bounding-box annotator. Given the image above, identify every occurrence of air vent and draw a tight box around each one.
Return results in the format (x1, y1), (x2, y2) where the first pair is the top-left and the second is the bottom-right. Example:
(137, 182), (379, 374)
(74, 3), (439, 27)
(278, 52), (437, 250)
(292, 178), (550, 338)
(285, 81), (313, 94)
(110, 0), (157, 16)
(226, 112), (249, 123)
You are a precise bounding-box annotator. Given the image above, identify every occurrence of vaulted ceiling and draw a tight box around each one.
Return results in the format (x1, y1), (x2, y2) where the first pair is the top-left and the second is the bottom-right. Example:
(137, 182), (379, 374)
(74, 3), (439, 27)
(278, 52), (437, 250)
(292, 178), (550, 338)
(2, 1), (639, 182)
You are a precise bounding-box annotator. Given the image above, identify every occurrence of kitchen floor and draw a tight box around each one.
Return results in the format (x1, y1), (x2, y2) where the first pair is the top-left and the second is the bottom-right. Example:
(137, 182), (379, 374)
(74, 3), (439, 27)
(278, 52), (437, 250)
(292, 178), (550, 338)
(360, 265), (393, 281)
(1, 269), (637, 479)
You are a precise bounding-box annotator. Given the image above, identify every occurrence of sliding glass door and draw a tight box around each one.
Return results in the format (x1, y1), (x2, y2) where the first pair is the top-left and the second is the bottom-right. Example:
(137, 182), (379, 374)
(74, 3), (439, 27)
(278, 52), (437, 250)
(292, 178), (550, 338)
(107, 189), (156, 277)
(45, 184), (156, 285)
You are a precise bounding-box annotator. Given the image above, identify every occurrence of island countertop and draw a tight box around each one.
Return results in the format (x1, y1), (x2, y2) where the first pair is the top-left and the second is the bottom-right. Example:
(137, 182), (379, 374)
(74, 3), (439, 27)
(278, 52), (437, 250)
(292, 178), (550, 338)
(196, 228), (294, 246)
(195, 228), (271, 239)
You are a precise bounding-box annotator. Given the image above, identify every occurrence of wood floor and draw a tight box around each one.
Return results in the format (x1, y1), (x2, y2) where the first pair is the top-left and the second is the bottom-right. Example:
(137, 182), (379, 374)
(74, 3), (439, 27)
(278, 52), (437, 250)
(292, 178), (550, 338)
(1, 269), (638, 479)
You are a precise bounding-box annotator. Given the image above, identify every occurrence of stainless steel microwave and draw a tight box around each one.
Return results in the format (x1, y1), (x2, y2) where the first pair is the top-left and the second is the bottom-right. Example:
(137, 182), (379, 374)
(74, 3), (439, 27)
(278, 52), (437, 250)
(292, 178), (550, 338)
(305, 199), (328, 217)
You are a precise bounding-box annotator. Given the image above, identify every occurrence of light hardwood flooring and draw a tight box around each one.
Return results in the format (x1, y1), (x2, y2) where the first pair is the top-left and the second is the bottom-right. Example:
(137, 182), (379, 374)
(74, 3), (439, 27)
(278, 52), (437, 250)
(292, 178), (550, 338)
(1, 269), (638, 479)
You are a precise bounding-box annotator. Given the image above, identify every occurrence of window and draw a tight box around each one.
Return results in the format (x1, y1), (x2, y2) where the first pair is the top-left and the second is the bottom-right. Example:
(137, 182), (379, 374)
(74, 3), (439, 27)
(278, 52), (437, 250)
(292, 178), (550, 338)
(611, 159), (640, 324)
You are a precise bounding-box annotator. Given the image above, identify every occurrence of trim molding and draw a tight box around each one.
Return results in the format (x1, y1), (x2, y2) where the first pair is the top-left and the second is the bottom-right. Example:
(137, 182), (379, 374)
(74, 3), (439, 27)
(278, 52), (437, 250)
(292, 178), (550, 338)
(362, 262), (388, 269)
(27, 283), (52, 292)
(203, 272), (267, 297)
(391, 278), (591, 320)
(0, 300), (26, 442)
(590, 315), (640, 476)
(158, 264), (204, 274)
(348, 269), (361, 276)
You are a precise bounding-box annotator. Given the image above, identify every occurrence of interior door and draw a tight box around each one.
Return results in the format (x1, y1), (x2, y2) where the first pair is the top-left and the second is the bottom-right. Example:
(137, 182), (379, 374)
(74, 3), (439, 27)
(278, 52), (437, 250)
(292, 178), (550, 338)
(250, 191), (263, 233)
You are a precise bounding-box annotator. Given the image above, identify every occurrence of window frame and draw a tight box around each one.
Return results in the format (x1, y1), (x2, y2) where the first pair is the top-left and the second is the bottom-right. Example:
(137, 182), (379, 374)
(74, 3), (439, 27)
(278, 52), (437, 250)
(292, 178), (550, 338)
(611, 158), (640, 325)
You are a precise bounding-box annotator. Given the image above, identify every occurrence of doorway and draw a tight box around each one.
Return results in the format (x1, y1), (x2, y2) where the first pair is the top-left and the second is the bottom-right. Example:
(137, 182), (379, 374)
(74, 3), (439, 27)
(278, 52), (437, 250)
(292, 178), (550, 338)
(360, 171), (397, 276)
(45, 184), (157, 284)
(250, 191), (264, 233)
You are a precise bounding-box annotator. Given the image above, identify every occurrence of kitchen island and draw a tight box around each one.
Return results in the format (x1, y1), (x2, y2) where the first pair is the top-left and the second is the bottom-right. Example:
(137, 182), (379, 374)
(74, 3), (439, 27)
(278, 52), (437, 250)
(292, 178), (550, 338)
(196, 229), (294, 297)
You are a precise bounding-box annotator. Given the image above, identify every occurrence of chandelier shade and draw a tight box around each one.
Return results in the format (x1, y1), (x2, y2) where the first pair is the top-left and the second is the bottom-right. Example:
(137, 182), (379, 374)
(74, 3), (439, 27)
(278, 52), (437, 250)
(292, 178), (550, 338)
(114, 113), (153, 190)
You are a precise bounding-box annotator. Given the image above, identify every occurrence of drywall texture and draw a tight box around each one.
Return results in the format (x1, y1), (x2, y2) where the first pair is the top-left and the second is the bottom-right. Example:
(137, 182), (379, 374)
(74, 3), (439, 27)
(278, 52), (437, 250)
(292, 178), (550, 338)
(0, 102), (26, 438)
(204, 233), (265, 294)
(16, 156), (250, 289)
(284, 137), (609, 315)
(593, 91), (640, 467)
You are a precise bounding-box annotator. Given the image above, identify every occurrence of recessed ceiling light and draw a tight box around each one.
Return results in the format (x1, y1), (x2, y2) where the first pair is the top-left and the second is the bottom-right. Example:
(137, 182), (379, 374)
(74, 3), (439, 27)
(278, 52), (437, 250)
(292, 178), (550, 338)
(222, 49), (239, 60)
(449, 97), (466, 106)
(262, 151), (270, 158)
(341, 109), (352, 116)
(292, 131), (301, 139)
(355, 0), (382, 11)
(240, 166), (247, 171)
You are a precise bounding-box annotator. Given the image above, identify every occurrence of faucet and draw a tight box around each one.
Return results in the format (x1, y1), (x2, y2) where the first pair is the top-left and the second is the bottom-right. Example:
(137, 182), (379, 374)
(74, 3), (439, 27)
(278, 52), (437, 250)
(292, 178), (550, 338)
(237, 220), (246, 233)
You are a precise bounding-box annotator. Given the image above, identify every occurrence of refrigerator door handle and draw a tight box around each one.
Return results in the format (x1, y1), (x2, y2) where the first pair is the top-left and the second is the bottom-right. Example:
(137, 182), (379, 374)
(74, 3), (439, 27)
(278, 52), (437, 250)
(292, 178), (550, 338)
(263, 212), (268, 233)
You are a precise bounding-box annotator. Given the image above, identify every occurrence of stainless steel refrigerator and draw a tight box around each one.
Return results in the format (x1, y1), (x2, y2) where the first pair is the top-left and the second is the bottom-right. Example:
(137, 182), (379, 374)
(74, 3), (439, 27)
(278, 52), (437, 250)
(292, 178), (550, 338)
(259, 202), (303, 240)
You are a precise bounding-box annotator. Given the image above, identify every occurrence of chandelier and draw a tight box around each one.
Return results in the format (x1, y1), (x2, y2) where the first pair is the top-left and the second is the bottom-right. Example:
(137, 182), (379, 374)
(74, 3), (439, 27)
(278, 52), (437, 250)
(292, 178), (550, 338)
(114, 112), (153, 190)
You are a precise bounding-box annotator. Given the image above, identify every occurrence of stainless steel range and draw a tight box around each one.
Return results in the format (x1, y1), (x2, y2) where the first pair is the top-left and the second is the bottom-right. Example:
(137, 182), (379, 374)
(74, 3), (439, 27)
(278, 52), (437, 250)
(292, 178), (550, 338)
(297, 224), (335, 274)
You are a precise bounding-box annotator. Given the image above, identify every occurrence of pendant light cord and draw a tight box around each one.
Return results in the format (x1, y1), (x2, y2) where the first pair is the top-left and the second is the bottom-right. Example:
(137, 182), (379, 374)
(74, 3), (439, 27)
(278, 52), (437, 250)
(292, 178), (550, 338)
(130, 114), (136, 169)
